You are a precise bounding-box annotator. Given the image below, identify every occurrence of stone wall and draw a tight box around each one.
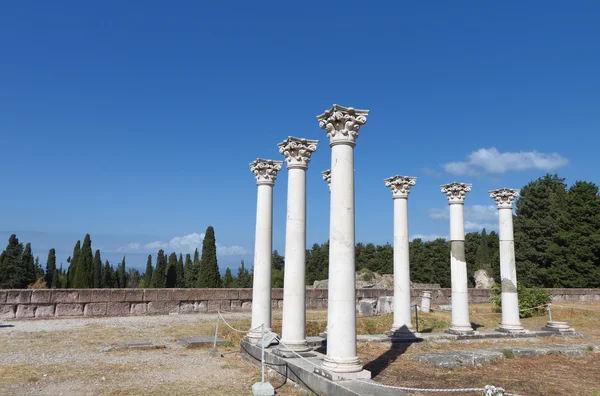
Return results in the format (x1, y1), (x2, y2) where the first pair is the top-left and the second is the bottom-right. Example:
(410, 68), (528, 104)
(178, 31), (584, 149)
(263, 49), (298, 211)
(1, 287), (598, 320)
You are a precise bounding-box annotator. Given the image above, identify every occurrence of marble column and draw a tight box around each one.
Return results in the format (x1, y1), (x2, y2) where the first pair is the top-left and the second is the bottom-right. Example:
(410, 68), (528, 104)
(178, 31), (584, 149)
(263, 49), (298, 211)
(318, 104), (370, 375)
(248, 158), (283, 343)
(489, 188), (525, 333)
(277, 137), (318, 354)
(384, 175), (417, 336)
(440, 182), (475, 335)
(322, 169), (331, 191)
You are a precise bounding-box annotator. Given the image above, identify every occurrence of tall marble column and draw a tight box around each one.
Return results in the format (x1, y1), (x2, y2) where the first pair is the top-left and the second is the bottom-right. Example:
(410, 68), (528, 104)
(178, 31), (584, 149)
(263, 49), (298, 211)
(384, 175), (417, 336)
(489, 188), (525, 333)
(440, 182), (475, 335)
(277, 137), (318, 353)
(248, 158), (283, 343)
(318, 104), (370, 375)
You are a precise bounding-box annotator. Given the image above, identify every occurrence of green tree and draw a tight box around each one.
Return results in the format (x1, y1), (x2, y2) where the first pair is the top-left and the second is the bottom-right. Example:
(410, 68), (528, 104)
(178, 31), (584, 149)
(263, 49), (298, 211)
(143, 255), (153, 288)
(67, 241), (81, 288)
(103, 261), (114, 288)
(152, 250), (167, 288)
(192, 248), (201, 284)
(166, 252), (178, 288)
(222, 268), (235, 288)
(126, 268), (140, 288)
(73, 235), (92, 288)
(197, 226), (221, 288)
(92, 250), (102, 288)
(183, 253), (194, 287)
(271, 250), (285, 288)
(0, 234), (24, 288)
(45, 248), (57, 288)
(236, 260), (252, 288)
(176, 253), (185, 288)
(116, 256), (126, 288)
(21, 243), (37, 286)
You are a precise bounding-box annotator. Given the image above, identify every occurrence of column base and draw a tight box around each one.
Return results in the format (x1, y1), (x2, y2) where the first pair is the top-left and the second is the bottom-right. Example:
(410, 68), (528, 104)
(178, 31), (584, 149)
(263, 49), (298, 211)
(321, 355), (364, 374)
(387, 325), (418, 340)
(275, 339), (312, 356)
(445, 324), (475, 335)
(246, 328), (276, 344)
(496, 323), (526, 333)
(541, 321), (577, 334)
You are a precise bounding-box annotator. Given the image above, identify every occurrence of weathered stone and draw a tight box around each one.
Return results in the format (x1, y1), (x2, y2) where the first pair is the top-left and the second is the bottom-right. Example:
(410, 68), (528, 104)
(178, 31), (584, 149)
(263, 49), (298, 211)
(252, 382), (275, 396)
(171, 289), (192, 302)
(119, 340), (166, 349)
(0, 304), (16, 319)
(130, 303), (147, 315)
(196, 301), (208, 312)
(271, 289), (283, 299)
(277, 300), (284, 309)
(52, 290), (78, 303)
(7, 290), (32, 304)
(143, 289), (158, 302)
(179, 302), (195, 314)
(357, 299), (377, 316)
(231, 300), (242, 311)
(221, 300), (232, 311)
(439, 305), (452, 311)
(84, 303), (108, 317)
(16, 304), (36, 319)
(125, 289), (144, 302)
(239, 289), (253, 300)
(228, 289), (240, 299)
(77, 289), (94, 303)
(179, 336), (226, 348)
(208, 300), (221, 312)
(242, 301), (252, 310)
(107, 302), (130, 316)
(156, 289), (171, 301)
(110, 289), (127, 301)
(147, 301), (179, 314)
(55, 303), (84, 317)
(89, 289), (112, 302)
(35, 304), (55, 318)
(474, 269), (495, 289)
(0, 290), (7, 304)
(31, 290), (52, 304)
(376, 296), (394, 314)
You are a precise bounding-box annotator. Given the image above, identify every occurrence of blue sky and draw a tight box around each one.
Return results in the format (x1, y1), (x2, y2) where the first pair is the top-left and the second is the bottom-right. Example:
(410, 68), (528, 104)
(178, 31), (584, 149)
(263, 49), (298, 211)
(1, 1), (599, 272)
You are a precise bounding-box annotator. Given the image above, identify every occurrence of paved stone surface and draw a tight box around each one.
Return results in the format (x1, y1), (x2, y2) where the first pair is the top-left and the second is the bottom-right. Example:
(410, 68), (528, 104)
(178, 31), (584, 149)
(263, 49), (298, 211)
(119, 340), (166, 349)
(408, 343), (599, 369)
(179, 336), (226, 348)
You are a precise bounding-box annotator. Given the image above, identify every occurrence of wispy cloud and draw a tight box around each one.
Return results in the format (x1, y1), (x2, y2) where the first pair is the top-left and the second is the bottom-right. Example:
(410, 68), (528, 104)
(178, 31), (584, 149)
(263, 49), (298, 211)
(443, 147), (568, 176)
(428, 204), (498, 231)
(118, 233), (249, 256)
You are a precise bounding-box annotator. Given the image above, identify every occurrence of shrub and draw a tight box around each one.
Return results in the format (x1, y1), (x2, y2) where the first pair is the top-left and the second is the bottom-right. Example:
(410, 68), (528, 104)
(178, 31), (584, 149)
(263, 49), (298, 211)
(490, 284), (551, 318)
(501, 348), (514, 359)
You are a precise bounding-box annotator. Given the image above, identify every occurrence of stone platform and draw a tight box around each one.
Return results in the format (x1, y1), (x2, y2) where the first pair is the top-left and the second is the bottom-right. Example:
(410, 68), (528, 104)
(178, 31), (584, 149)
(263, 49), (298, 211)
(354, 329), (565, 344)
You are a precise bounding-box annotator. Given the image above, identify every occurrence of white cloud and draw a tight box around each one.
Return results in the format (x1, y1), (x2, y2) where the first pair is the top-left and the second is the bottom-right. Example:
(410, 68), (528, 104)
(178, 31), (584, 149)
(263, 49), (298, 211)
(443, 147), (568, 176)
(410, 234), (449, 242)
(428, 205), (498, 232)
(118, 233), (249, 256)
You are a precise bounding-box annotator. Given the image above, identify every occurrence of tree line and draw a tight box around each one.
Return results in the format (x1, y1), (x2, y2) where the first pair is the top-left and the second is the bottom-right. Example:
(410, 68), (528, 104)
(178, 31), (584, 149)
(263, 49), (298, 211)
(1, 174), (599, 290)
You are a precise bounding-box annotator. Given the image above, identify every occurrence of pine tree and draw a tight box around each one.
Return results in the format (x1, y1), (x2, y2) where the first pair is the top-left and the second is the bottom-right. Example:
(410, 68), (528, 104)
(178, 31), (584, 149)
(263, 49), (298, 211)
(176, 253), (185, 287)
(92, 250), (102, 288)
(67, 241), (81, 288)
(152, 250), (167, 288)
(73, 235), (92, 288)
(236, 260), (252, 288)
(0, 234), (24, 288)
(197, 226), (221, 287)
(21, 243), (37, 287)
(46, 249), (58, 288)
(166, 252), (178, 288)
(143, 255), (153, 288)
(222, 268), (234, 288)
(103, 260), (114, 288)
(183, 253), (194, 287)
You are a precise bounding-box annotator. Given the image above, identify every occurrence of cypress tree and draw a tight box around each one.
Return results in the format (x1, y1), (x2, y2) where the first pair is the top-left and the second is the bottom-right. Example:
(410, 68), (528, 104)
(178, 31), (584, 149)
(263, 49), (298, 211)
(117, 256), (126, 288)
(92, 250), (102, 288)
(67, 241), (81, 288)
(103, 260), (113, 288)
(222, 268), (234, 288)
(143, 255), (153, 287)
(183, 253), (194, 287)
(73, 235), (92, 288)
(176, 253), (185, 288)
(0, 234), (24, 289)
(46, 249), (57, 288)
(192, 248), (201, 285)
(21, 243), (37, 287)
(166, 252), (178, 288)
(152, 250), (167, 288)
(197, 226), (221, 288)
(236, 260), (252, 288)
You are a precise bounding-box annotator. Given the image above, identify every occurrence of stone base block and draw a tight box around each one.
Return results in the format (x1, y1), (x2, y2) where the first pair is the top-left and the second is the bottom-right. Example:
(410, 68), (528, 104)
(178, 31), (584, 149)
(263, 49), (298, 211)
(130, 303), (147, 315)
(16, 304), (36, 319)
(84, 303), (108, 317)
(445, 328), (477, 336)
(252, 382), (275, 396)
(179, 336), (226, 348)
(107, 302), (130, 316)
(541, 321), (577, 334)
(273, 349), (316, 358)
(313, 366), (371, 381)
(1, 304), (16, 319)
(179, 302), (195, 314)
(35, 304), (55, 318)
(56, 303), (84, 317)
(147, 301), (179, 315)
(495, 326), (528, 334)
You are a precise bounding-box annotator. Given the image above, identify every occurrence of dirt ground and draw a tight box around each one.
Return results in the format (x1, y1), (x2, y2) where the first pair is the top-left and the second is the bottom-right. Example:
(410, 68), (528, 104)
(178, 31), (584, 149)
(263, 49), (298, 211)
(1, 303), (599, 395)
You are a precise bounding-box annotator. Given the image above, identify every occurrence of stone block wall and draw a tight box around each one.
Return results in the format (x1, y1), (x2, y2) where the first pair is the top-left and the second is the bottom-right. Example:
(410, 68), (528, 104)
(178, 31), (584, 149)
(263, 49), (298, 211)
(0, 287), (598, 320)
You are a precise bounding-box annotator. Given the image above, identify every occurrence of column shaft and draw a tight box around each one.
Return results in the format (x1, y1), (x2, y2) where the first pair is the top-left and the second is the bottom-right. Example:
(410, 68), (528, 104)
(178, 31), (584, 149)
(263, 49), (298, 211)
(249, 184), (274, 341)
(448, 203), (473, 333)
(279, 167), (310, 351)
(498, 207), (523, 331)
(324, 143), (361, 373)
(392, 197), (412, 333)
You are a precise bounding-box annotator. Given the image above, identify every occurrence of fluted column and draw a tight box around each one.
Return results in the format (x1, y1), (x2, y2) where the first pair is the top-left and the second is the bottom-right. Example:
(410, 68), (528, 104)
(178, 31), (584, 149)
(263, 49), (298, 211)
(489, 188), (525, 333)
(441, 182), (475, 335)
(277, 137), (318, 353)
(384, 176), (417, 336)
(318, 104), (370, 375)
(248, 158), (282, 343)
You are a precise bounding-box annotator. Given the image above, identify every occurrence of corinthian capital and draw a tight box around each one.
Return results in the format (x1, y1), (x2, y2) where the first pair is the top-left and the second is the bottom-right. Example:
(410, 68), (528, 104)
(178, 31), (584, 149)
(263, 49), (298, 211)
(277, 137), (318, 169)
(441, 182), (472, 204)
(322, 169), (331, 191)
(489, 188), (520, 209)
(250, 158), (283, 186)
(317, 104), (369, 146)
(384, 175), (417, 199)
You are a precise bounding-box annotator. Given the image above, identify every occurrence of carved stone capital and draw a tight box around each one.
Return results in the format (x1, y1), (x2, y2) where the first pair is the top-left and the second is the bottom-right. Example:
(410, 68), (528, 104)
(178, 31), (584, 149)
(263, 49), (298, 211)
(277, 137), (318, 169)
(384, 175), (417, 198)
(322, 169), (331, 191)
(489, 188), (520, 209)
(441, 182), (472, 204)
(317, 104), (369, 146)
(250, 158), (283, 186)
